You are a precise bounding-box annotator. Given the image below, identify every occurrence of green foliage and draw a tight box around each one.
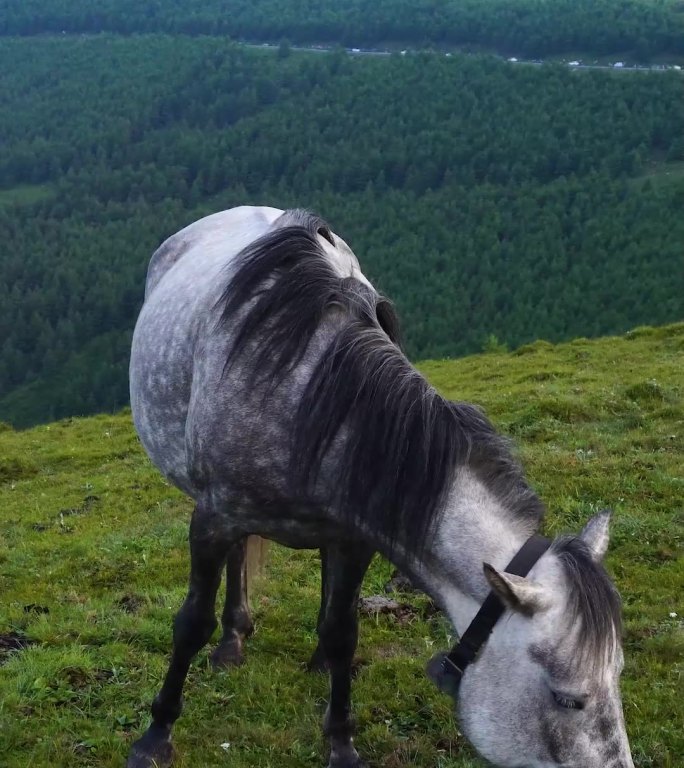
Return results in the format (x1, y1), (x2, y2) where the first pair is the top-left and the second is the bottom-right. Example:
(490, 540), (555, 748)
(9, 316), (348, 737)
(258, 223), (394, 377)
(0, 324), (681, 766)
(0, 183), (55, 208)
(0, 36), (682, 427)
(481, 334), (508, 354)
(1, 0), (683, 60)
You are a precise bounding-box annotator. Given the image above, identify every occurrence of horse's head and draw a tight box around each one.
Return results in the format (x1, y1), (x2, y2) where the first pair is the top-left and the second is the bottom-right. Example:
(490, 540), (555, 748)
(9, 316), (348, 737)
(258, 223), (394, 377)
(429, 512), (634, 768)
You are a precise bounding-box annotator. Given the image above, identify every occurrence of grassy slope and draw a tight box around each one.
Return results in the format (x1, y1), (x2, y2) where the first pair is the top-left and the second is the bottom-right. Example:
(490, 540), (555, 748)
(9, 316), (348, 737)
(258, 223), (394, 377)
(0, 324), (682, 767)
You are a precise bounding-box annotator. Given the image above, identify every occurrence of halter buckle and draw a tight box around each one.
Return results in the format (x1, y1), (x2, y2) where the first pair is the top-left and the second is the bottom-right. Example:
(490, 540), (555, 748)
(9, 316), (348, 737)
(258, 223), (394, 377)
(442, 655), (464, 679)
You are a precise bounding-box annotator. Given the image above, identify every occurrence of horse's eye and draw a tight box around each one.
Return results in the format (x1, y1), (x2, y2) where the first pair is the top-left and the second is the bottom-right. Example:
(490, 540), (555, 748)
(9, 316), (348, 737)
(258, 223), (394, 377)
(552, 690), (584, 711)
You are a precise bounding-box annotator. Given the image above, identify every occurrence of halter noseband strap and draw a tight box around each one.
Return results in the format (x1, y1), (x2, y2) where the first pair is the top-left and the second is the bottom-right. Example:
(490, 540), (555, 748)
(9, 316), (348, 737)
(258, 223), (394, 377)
(438, 534), (551, 696)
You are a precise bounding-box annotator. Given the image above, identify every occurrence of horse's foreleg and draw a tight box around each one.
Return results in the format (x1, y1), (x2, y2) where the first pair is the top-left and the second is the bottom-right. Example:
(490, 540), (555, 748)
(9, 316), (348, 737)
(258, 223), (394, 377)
(318, 543), (374, 768)
(210, 537), (253, 668)
(127, 503), (231, 768)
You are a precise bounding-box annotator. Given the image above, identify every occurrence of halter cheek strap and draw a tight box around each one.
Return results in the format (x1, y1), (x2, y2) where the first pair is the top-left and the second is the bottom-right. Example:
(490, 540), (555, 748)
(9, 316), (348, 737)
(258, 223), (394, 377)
(437, 534), (552, 697)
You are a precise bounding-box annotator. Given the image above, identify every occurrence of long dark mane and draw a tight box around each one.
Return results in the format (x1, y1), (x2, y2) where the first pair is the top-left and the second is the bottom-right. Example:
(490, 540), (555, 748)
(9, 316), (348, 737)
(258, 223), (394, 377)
(552, 536), (622, 667)
(218, 210), (544, 556)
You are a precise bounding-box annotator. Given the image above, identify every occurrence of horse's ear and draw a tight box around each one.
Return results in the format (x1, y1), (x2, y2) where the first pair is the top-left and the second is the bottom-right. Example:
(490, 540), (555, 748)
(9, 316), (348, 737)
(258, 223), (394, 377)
(317, 224), (335, 246)
(483, 563), (547, 615)
(579, 510), (611, 561)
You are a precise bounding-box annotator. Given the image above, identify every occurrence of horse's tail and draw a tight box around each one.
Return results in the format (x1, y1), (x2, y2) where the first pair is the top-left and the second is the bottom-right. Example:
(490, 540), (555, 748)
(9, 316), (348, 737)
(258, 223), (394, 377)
(245, 535), (269, 601)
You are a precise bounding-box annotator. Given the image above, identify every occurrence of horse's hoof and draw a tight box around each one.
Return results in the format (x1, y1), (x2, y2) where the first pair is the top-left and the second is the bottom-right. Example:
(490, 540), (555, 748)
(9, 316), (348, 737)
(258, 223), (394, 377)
(307, 645), (327, 673)
(210, 638), (245, 669)
(327, 746), (366, 768)
(126, 729), (175, 768)
(327, 758), (367, 768)
(327, 762), (366, 768)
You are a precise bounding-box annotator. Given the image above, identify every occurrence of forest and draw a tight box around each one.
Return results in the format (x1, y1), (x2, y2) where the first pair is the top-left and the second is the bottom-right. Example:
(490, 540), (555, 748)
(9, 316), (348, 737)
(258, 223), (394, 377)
(0, 33), (683, 427)
(1, 0), (684, 61)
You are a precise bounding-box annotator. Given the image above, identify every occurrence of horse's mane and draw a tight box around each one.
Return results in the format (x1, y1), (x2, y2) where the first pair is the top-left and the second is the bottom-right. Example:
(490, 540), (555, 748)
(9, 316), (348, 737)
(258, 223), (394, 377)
(217, 210), (543, 557)
(552, 536), (622, 668)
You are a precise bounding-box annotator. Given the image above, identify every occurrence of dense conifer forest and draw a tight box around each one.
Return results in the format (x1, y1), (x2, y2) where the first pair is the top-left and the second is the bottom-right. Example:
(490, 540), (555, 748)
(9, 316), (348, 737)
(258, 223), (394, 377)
(0, 24), (682, 427)
(2, 0), (684, 60)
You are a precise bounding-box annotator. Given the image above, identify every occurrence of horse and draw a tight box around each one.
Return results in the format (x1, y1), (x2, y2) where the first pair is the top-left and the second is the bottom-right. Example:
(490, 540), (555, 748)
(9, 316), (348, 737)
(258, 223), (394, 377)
(127, 206), (634, 768)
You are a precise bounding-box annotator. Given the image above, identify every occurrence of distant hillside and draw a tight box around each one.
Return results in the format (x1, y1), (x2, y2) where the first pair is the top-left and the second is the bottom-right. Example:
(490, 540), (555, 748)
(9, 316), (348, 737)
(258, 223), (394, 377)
(2, 0), (684, 61)
(0, 37), (683, 428)
(0, 323), (681, 767)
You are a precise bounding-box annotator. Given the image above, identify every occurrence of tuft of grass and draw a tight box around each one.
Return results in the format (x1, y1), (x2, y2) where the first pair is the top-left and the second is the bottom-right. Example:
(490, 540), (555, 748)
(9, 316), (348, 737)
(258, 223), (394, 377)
(0, 323), (682, 766)
(0, 456), (39, 483)
(625, 379), (668, 403)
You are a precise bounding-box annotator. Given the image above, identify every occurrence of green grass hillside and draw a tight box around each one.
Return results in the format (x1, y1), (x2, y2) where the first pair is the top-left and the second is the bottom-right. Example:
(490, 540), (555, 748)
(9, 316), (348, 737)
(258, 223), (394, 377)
(0, 324), (682, 767)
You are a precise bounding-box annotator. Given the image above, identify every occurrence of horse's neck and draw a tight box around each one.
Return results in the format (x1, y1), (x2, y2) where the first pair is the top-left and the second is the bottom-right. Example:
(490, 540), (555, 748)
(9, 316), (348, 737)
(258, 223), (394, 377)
(399, 467), (536, 636)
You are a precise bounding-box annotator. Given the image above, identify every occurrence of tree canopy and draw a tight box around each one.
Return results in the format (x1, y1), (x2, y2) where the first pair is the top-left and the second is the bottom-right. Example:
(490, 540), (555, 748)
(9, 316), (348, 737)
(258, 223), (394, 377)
(0, 35), (682, 426)
(1, 0), (683, 60)
(0, 0), (684, 59)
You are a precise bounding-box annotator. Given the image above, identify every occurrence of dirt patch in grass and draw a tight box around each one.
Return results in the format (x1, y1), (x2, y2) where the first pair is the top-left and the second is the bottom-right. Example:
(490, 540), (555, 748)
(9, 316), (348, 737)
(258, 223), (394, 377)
(23, 604), (50, 615)
(63, 666), (114, 689)
(58, 494), (101, 519)
(116, 594), (145, 613)
(0, 632), (32, 662)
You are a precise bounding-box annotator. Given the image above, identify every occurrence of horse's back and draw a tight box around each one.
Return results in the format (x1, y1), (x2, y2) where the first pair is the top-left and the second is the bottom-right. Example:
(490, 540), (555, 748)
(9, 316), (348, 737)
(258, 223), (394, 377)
(144, 206), (284, 300)
(130, 206), (284, 494)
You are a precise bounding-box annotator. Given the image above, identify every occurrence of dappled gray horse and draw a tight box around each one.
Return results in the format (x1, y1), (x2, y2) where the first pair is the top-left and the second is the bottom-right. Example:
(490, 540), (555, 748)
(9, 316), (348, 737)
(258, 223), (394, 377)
(128, 207), (634, 768)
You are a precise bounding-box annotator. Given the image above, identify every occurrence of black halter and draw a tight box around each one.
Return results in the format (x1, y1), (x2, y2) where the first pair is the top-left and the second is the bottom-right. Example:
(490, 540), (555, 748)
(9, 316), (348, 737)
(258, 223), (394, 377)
(433, 534), (551, 698)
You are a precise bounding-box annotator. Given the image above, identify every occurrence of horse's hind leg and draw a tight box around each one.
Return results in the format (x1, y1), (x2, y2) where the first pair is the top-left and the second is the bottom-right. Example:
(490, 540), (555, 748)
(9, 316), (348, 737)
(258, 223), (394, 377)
(318, 543), (374, 768)
(307, 547), (328, 671)
(127, 502), (233, 768)
(210, 537), (253, 668)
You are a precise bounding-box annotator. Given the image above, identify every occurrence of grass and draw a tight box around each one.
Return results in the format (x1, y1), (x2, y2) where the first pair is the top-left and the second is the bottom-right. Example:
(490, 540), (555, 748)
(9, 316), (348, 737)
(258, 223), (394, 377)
(0, 183), (55, 208)
(0, 323), (682, 767)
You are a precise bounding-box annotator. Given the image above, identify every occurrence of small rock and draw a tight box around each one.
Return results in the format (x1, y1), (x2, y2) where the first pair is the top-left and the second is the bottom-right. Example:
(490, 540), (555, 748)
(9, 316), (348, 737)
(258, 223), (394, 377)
(359, 595), (417, 625)
(360, 595), (402, 614)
